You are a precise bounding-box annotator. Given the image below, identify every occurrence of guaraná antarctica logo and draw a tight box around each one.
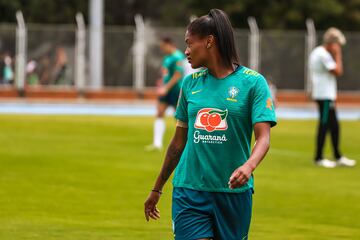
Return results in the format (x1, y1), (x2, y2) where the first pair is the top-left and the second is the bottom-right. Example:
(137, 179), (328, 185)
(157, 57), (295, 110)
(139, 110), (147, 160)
(193, 108), (228, 144)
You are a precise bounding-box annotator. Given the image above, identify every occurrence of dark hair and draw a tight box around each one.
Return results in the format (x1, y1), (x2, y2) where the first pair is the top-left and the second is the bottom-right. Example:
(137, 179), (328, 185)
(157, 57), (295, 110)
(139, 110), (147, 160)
(187, 9), (239, 68)
(161, 36), (175, 45)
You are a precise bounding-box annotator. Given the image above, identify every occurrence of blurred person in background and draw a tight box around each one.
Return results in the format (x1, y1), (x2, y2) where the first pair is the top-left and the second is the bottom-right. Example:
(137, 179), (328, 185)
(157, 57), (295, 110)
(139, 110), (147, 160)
(144, 9), (276, 240)
(2, 54), (14, 84)
(145, 37), (186, 151)
(39, 55), (51, 85)
(309, 27), (356, 168)
(26, 60), (39, 86)
(52, 46), (68, 85)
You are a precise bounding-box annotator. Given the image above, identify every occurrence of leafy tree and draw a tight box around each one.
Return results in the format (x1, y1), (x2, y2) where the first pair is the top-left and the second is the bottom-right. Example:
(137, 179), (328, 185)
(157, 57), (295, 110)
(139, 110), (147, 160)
(0, 0), (358, 30)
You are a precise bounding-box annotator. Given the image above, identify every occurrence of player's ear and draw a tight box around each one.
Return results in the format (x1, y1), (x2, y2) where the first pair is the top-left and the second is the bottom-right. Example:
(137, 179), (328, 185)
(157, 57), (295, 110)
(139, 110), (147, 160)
(206, 35), (215, 49)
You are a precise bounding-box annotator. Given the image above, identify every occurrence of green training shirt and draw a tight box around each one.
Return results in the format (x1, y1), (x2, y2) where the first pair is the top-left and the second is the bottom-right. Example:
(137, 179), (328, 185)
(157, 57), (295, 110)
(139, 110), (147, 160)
(174, 66), (277, 193)
(161, 49), (185, 91)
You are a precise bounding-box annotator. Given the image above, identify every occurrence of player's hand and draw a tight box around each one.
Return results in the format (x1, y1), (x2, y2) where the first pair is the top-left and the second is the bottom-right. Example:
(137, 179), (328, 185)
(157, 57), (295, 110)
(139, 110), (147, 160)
(328, 43), (342, 58)
(157, 86), (168, 96)
(228, 163), (254, 189)
(144, 191), (161, 221)
(156, 78), (163, 87)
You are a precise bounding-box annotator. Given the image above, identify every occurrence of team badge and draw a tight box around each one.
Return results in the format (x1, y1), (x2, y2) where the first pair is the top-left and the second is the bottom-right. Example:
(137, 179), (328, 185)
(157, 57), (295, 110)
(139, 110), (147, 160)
(227, 86), (239, 102)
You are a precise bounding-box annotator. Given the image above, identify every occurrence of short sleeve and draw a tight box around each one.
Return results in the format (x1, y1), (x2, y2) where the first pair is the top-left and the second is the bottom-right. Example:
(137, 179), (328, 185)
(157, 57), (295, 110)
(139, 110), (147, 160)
(321, 51), (336, 71)
(251, 76), (277, 127)
(174, 76), (189, 123)
(174, 59), (185, 76)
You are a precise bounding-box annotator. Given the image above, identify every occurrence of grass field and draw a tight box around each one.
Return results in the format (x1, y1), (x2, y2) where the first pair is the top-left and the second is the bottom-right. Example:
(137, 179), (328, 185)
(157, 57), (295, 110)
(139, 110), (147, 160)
(0, 115), (359, 240)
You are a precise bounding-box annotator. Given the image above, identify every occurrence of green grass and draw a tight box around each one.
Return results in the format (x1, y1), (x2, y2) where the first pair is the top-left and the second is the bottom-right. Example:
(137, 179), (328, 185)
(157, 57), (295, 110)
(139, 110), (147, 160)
(0, 115), (359, 239)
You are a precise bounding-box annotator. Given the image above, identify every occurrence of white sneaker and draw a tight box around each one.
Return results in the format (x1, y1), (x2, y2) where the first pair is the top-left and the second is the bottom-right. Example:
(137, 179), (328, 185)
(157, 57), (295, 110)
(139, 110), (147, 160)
(145, 144), (162, 152)
(315, 159), (337, 168)
(337, 156), (356, 167)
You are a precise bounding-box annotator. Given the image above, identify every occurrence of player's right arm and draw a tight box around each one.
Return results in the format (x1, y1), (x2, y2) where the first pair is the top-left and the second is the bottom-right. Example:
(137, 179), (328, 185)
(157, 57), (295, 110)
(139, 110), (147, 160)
(144, 123), (188, 221)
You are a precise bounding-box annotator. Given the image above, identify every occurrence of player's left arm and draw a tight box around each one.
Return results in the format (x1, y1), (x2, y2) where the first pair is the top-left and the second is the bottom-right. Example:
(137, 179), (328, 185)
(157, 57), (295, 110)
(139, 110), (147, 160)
(158, 71), (182, 96)
(158, 62), (183, 96)
(144, 124), (188, 221)
(164, 70), (182, 91)
(229, 122), (271, 189)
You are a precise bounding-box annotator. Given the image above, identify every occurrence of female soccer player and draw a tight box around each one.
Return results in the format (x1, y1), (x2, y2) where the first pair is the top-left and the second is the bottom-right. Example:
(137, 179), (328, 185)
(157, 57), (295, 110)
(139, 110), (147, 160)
(144, 9), (276, 240)
(145, 37), (185, 151)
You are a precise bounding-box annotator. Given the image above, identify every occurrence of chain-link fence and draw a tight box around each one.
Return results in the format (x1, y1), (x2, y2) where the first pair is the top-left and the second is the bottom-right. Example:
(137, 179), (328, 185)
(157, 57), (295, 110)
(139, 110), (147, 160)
(235, 30), (249, 67)
(0, 24), (359, 91)
(129, 28), (360, 91)
(260, 30), (306, 90)
(104, 26), (133, 87)
(340, 32), (360, 91)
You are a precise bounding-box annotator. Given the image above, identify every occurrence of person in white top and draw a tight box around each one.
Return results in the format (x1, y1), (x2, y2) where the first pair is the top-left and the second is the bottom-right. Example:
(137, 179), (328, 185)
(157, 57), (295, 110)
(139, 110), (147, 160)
(309, 27), (356, 168)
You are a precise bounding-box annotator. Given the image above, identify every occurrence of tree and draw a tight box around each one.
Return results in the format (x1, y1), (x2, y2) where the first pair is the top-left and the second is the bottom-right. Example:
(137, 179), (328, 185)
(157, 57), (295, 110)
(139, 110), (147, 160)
(0, 0), (358, 30)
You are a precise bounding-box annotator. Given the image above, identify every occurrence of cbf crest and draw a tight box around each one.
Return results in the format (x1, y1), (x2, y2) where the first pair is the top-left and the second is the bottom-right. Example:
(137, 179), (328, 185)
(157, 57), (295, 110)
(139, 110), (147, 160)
(227, 86), (239, 102)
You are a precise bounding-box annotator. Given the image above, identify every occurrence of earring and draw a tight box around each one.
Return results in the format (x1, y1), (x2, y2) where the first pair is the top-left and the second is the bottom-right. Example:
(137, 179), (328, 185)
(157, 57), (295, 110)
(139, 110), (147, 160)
(207, 44), (211, 49)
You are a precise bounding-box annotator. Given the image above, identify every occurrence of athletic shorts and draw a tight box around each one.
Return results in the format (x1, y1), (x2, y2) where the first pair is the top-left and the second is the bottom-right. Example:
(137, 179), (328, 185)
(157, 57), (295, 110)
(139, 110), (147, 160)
(159, 88), (180, 107)
(172, 187), (252, 240)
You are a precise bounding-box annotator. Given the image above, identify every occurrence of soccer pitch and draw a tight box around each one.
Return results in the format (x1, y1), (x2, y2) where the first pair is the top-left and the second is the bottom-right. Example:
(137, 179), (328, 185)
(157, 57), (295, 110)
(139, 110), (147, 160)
(0, 115), (359, 240)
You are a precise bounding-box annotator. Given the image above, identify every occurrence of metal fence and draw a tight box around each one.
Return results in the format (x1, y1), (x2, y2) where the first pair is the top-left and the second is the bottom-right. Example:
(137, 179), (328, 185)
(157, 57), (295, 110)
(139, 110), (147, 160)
(339, 32), (360, 90)
(260, 30), (306, 90)
(27, 24), (76, 87)
(104, 26), (133, 87)
(0, 22), (359, 91)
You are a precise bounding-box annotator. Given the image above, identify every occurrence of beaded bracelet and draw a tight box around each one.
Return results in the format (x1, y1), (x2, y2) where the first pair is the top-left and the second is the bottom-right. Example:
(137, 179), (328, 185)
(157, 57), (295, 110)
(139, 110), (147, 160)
(152, 189), (163, 194)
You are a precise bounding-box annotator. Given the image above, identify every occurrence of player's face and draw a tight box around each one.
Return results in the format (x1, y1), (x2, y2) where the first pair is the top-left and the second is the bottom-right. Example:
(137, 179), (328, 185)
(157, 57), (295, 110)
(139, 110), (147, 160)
(184, 31), (208, 69)
(160, 42), (171, 54)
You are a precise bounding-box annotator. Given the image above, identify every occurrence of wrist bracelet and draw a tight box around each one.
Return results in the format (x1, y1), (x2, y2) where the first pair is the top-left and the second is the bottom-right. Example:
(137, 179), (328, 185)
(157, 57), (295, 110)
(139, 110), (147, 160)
(152, 189), (163, 194)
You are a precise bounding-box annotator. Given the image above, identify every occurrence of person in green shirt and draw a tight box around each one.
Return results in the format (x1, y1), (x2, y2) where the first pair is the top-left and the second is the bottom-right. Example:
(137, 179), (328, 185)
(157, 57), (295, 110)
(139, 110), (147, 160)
(144, 9), (276, 240)
(146, 37), (185, 151)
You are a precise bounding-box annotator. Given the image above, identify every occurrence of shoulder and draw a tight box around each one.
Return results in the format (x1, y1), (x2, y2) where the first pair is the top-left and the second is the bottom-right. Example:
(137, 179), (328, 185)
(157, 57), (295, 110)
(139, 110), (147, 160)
(311, 46), (322, 53)
(181, 69), (207, 88)
(173, 50), (185, 61)
(238, 66), (261, 77)
(189, 69), (207, 80)
(163, 55), (171, 63)
(177, 50), (186, 58)
(311, 46), (330, 58)
(236, 66), (266, 85)
(235, 67), (271, 97)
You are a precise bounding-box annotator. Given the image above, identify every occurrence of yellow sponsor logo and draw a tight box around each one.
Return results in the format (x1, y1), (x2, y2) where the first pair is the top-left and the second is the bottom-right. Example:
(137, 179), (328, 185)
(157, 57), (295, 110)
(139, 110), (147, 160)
(226, 98), (237, 102)
(192, 71), (206, 79)
(191, 89), (203, 95)
(243, 69), (259, 76)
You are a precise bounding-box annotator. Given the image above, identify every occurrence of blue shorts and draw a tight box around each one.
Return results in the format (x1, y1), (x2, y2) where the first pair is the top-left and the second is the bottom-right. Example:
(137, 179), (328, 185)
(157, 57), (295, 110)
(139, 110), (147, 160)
(172, 187), (252, 240)
(159, 88), (180, 107)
